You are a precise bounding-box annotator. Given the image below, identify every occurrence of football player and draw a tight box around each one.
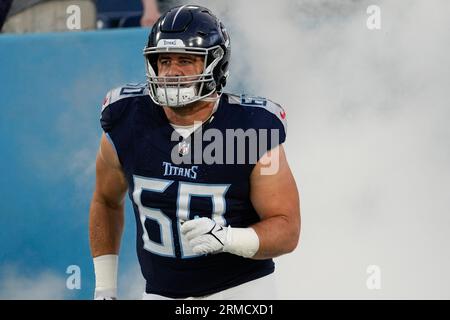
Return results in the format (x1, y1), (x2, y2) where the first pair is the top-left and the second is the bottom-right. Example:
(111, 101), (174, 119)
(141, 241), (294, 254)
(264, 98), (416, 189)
(89, 4), (300, 300)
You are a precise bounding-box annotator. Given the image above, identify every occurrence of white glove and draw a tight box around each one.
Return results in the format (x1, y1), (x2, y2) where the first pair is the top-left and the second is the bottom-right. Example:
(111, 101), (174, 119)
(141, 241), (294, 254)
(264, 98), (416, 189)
(180, 217), (260, 258)
(181, 217), (227, 255)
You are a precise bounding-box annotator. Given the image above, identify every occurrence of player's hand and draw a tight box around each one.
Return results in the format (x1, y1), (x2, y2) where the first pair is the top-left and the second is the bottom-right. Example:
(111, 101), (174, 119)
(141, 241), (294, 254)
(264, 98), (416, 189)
(180, 217), (228, 255)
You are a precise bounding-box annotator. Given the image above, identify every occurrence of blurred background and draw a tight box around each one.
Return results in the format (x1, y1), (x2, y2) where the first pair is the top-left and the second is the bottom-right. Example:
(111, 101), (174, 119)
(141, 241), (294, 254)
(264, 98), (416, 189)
(0, 0), (177, 32)
(0, 0), (449, 299)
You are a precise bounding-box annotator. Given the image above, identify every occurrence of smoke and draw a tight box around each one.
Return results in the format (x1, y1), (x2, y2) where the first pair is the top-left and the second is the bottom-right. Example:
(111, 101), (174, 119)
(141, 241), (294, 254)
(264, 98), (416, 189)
(181, 0), (450, 298)
(0, 266), (69, 300)
(118, 263), (146, 300)
(3, 0), (448, 300)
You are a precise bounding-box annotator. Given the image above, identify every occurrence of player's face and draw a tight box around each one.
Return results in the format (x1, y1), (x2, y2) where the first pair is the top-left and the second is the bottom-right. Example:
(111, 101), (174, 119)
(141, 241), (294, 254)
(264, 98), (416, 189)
(157, 53), (205, 81)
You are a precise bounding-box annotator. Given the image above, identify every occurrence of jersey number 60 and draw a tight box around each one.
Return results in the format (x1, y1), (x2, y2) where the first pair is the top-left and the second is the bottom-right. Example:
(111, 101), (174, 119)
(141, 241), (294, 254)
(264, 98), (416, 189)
(132, 176), (230, 259)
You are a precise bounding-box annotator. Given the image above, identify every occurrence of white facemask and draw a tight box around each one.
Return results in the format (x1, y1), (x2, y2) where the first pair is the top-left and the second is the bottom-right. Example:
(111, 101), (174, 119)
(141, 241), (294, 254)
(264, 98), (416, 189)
(156, 85), (198, 107)
(144, 45), (226, 108)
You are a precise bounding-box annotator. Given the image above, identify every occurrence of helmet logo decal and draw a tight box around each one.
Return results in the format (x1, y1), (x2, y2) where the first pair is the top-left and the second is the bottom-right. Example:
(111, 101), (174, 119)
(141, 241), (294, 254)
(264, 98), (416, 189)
(157, 39), (185, 47)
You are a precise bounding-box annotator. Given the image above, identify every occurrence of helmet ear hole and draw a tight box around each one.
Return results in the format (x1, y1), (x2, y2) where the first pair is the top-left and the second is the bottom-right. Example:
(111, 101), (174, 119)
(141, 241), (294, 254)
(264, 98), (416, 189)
(212, 47), (224, 59)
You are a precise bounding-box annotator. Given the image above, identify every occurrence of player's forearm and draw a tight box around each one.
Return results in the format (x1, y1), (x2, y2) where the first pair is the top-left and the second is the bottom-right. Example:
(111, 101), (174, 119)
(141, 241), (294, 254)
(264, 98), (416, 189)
(89, 194), (124, 299)
(181, 213), (300, 259)
(89, 195), (124, 257)
(250, 214), (300, 260)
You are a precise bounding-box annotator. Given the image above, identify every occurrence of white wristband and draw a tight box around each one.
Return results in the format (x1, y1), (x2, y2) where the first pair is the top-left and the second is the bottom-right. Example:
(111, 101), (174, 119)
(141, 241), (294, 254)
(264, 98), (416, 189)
(223, 227), (260, 258)
(93, 254), (118, 298)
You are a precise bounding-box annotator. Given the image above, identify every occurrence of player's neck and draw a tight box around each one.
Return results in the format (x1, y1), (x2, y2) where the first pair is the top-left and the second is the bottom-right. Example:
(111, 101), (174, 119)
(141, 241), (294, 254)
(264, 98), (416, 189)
(163, 96), (218, 126)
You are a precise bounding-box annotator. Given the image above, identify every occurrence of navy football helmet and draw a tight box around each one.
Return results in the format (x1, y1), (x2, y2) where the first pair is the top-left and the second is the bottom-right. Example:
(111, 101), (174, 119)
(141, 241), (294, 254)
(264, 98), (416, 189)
(143, 5), (231, 107)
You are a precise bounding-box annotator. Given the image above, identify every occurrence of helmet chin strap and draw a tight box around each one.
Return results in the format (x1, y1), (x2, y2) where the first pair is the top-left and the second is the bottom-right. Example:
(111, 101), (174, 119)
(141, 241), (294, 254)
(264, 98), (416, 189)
(200, 93), (221, 103)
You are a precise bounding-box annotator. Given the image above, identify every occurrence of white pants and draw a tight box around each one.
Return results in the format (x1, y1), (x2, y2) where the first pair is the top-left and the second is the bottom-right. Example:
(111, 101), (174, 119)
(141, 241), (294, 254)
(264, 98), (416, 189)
(142, 273), (278, 300)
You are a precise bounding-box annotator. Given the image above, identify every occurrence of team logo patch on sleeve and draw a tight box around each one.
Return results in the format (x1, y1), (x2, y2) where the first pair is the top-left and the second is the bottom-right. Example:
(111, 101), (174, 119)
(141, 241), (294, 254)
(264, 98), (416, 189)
(102, 95), (110, 107)
(101, 92), (111, 111)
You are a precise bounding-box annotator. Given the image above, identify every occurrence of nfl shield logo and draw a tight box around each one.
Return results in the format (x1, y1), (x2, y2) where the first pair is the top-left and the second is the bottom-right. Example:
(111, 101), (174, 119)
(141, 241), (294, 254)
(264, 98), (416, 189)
(178, 141), (190, 156)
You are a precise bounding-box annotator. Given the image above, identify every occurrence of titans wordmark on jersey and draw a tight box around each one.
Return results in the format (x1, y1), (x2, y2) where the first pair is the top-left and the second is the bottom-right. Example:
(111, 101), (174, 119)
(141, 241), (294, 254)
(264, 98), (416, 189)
(100, 83), (287, 298)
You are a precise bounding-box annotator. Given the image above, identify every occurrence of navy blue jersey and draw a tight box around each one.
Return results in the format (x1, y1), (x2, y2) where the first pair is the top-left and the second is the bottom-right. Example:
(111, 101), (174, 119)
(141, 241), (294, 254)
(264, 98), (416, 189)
(100, 83), (287, 298)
